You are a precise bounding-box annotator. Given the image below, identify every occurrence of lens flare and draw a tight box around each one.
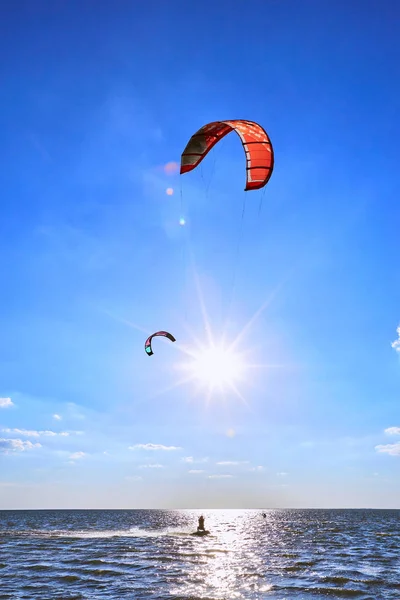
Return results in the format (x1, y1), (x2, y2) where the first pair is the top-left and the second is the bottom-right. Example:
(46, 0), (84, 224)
(164, 161), (179, 175)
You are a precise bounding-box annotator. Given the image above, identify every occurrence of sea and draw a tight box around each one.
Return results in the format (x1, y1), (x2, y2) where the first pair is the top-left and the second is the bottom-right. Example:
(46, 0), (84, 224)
(0, 509), (399, 599)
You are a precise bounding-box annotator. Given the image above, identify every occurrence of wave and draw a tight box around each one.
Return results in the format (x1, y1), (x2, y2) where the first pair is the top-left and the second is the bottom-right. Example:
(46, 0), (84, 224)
(4, 526), (206, 540)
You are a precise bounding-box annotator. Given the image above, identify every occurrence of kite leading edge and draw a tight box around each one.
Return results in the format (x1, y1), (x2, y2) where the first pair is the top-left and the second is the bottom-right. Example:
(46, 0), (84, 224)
(180, 119), (274, 191)
(145, 331), (176, 356)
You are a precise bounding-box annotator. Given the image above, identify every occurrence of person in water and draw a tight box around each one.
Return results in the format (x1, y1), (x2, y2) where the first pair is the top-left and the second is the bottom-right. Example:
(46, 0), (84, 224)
(197, 515), (205, 531)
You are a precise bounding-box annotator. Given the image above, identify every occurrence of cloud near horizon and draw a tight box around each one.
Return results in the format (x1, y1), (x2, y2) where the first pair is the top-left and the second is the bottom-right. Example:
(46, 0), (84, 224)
(69, 451), (85, 460)
(181, 456), (208, 463)
(129, 443), (182, 451)
(216, 460), (249, 466)
(1, 428), (78, 438)
(0, 438), (41, 453)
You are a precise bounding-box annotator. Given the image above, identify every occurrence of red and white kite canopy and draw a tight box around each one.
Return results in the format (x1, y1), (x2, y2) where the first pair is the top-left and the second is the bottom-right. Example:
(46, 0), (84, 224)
(180, 119), (274, 191)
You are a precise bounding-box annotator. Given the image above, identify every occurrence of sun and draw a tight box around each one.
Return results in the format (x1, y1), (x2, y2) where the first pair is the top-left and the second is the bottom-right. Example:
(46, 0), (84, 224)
(190, 345), (244, 388)
(179, 343), (248, 397)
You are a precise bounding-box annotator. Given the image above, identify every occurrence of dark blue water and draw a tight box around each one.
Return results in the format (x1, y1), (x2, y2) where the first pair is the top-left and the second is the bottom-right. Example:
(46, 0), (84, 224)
(0, 509), (399, 599)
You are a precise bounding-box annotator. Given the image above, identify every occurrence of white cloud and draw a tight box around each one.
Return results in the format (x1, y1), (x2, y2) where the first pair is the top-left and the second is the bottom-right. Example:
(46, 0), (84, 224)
(249, 465), (264, 472)
(0, 438), (41, 453)
(181, 456), (208, 463)
(125, 475), (143, 481)
(2, 428), (55, 437)
(208, 474), (234, 479)
(0, 398), (13, 408)
(53, 414), (62, 421)
(216, 460), (249, 466)
(375, 442), (400, 456)
(277, 472), (288, 477)
(69, 451), (85, 460)
(129, 443), (181, 451)
(189, 470), (205, 474)
(391, 325), (400, 352)
(384, 427), (400, 436)
(1, 428), (73, 438)
(139, 464), (164, 469)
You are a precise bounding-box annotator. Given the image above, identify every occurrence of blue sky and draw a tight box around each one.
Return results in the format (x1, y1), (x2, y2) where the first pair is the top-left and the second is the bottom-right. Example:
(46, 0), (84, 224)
(0, 0), (399, 509)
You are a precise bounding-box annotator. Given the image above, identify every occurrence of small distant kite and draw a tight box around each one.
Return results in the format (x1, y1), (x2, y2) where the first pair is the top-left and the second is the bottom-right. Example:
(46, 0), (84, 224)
(145, 331), (176, 356)
(180, 119), (274, 191)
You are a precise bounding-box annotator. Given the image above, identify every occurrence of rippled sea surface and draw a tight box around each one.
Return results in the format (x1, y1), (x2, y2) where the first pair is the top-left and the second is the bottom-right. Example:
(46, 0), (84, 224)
(0, 509), (399, 599)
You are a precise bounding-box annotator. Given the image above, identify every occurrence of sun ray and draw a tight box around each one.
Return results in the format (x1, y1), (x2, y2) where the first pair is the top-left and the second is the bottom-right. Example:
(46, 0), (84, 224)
(101, 266), (296, 411)
(146, 373), (197, 402)
(226, 265), (298, 353)
(204, 386), (214, 409)
(227, 380), (249, 407)
(246, 362), (298, 369)
(179, 321), (208, 354)
(187, 248), (215, 347)
(100, 308), (151, 336)
(227, 287), (282, 353)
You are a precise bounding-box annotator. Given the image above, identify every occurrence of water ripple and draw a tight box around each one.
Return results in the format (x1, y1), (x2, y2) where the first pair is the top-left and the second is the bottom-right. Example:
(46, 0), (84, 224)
(0, 509), (399, 599)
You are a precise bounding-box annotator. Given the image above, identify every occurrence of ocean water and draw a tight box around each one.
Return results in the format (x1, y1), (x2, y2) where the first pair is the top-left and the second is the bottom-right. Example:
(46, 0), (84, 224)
(0, 509), (399, 599)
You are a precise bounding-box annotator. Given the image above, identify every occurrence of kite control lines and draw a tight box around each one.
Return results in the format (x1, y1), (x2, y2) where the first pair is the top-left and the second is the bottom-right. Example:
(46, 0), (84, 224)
(144, 119), (274, 358)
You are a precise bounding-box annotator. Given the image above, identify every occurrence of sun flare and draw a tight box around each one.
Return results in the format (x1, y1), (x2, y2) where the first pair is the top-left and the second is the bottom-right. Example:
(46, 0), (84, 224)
(183, 344), (247, 392)
(104, 255), (293, 409)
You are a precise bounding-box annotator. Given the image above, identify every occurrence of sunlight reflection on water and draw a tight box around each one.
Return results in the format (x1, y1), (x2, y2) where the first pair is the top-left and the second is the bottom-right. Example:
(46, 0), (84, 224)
(169, 510), (272, 598)
(1, 508), (399, 599)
